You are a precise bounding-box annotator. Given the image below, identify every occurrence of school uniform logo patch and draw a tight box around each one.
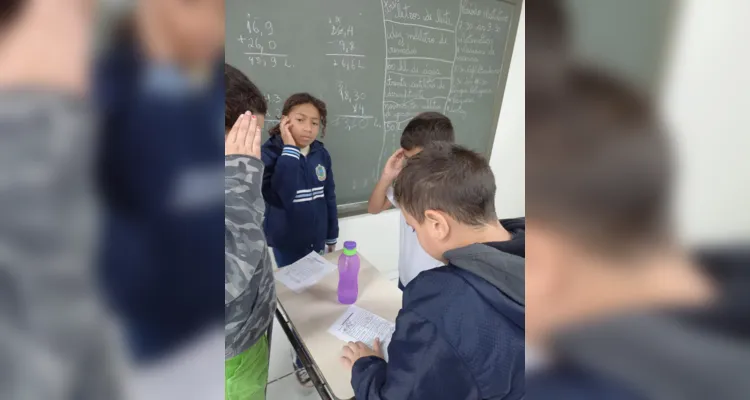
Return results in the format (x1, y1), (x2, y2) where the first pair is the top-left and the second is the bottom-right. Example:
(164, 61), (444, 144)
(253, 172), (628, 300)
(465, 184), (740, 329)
(315, 164), (327, 181)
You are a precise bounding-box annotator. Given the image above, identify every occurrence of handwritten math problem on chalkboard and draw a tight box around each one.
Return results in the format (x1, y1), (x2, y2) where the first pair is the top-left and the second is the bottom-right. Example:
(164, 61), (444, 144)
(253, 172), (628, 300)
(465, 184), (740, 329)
(227, 0), (520, 210)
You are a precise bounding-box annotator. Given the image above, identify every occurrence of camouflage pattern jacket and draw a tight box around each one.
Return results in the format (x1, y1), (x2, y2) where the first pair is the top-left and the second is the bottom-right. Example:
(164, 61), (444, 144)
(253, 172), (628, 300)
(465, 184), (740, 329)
(0, 92), (122, 399)
(225, 155), (276, 359)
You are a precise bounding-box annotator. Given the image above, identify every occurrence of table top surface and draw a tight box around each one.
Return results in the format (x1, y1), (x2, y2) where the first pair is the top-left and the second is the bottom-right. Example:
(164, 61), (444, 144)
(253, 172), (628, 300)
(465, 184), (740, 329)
(274, 250), (403, 399)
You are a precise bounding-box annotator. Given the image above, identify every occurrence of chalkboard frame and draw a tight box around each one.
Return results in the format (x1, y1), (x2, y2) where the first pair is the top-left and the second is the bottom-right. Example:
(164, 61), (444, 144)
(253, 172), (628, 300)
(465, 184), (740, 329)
(337, 0), (524, 218)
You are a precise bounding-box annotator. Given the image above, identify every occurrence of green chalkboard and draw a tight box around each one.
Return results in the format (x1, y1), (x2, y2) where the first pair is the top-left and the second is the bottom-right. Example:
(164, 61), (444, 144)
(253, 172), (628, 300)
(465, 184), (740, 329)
(565, 0), (675, 95)
(226, 0), (522, 216)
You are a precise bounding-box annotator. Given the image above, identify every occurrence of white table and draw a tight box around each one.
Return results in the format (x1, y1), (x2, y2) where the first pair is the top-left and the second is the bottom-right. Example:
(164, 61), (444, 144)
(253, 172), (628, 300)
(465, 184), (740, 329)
(274, 250), (403, 399)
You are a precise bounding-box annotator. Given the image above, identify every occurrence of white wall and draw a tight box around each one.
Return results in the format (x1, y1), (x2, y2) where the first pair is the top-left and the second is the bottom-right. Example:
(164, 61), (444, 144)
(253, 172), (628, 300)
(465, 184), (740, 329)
(490, 4), (525, 220)
(339, 4), (526, 272)
(661, 0), (750, 244)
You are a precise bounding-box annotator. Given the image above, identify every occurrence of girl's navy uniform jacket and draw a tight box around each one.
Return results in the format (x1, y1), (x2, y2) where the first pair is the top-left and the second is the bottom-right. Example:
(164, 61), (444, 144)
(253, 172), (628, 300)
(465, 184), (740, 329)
(95, 41), (224, 361)
(261, 134), (339, 259)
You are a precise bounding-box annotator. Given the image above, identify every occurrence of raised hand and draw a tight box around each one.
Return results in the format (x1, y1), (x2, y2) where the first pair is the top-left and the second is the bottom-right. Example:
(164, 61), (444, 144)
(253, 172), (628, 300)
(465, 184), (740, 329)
(382, 148), (406, 181)
(225, 111), (262, 160)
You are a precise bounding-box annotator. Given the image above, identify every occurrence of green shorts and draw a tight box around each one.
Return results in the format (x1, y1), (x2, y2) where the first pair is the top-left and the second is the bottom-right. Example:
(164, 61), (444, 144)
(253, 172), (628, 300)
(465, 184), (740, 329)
(225, 334), (269, 400)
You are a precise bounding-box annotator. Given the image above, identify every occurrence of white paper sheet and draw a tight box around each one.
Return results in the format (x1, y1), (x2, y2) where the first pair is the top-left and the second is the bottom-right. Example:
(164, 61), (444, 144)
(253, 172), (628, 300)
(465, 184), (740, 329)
(328, 305), (396, 361)
(275, 251), (336, 293)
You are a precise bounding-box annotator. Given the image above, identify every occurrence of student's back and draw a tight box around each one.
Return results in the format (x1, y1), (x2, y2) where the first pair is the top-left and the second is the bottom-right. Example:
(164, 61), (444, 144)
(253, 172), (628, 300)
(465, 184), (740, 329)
(526, 297), (750, 400)
(526, 245), (750, 400)
(348, 143), (525, 400)
(392, 236), (525, 399)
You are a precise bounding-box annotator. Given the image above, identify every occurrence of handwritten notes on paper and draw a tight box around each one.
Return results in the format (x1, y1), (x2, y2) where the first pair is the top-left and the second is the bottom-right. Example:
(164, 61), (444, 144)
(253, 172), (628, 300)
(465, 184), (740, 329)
(275, 251), (336, 293)
(328, 305), (396, 361)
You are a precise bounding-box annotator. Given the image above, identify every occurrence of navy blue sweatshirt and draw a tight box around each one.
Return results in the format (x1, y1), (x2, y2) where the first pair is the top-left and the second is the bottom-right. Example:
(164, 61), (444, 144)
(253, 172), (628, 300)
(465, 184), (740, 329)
(527, 246), (750, 400)
(95, 41), (224, 362)
(261, 134), (339, 257)
(351, 221), (526, 400)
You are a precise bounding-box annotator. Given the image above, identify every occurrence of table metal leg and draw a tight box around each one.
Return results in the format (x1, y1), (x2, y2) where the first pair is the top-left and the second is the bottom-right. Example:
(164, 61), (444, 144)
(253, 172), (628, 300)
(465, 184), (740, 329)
(275, 305), (354, 400)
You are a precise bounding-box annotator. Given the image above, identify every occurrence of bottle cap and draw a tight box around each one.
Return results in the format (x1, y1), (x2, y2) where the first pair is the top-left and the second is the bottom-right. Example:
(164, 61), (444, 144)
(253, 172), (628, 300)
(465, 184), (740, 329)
(343, 241), (357, 256)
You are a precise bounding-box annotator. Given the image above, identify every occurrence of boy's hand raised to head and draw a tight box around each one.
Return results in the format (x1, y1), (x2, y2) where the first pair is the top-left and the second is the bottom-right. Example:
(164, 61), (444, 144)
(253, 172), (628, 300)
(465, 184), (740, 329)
(340, 339), (384, 369)
(382, 149), (406, 181)
(226, 112), (262, 160)
(280, 116), (297, 147)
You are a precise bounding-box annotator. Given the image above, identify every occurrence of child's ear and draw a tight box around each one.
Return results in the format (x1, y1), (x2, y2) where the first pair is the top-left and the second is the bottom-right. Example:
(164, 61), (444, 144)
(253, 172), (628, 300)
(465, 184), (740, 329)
(424, 210), (449, 240)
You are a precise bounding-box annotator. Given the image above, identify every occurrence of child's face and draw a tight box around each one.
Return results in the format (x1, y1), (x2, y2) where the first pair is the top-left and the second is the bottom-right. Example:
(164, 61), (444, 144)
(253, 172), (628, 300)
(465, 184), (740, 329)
(150, 0), (225, 64)
(403, 210), (451, 262)
(287, 103), (321, 148)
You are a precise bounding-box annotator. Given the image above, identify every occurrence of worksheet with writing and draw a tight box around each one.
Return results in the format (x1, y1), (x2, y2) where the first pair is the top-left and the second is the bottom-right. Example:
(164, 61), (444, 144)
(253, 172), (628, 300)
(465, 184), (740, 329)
(275, 251), (336, 293)
(328, 305), (395, 362)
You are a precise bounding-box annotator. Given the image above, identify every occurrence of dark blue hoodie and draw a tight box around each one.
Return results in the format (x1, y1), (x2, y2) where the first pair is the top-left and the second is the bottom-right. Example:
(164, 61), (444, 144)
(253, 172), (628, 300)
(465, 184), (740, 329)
(351, 220), (526, 400)
(95, 40), (224, 362)
(261, 134), (339, 258)
(527, 246), (750, 400)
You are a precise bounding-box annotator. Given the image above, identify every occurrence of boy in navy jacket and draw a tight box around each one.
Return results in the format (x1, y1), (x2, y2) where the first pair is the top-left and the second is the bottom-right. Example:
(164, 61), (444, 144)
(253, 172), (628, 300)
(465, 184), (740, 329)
(341, 143), (525, 400)
(261, 93), (339, 267)
(525, 65), (750, 400)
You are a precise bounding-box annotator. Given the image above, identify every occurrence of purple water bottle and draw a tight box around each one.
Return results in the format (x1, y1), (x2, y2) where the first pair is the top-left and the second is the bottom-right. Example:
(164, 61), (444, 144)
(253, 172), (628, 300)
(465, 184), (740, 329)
(337, 241), (360, 304)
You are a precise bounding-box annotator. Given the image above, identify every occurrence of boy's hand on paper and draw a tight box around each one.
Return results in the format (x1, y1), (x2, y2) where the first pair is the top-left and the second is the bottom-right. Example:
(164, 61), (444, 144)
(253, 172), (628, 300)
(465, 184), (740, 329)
(327, 244), (336, 253)
(382, 149), (406, 181)
(280, 116), (297, 146)
(226, 112), (262, 160)
(340, 339), (384, 369)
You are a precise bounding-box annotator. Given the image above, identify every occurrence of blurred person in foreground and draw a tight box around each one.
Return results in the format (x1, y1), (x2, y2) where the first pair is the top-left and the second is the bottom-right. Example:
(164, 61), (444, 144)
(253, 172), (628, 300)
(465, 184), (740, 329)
(524, 0), (571, 371)
(94, 0), (225, 397)
(526, 0), (569, 101)
(525, 66), (750, 399)
(224, 65), (276, 400)
(0, 0), (123, 399)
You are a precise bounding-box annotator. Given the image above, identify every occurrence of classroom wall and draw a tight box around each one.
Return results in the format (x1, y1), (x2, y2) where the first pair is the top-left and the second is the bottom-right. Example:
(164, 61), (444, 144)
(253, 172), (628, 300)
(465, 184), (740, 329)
(339, 4), (526, 272)
(661, 0), (750, 244)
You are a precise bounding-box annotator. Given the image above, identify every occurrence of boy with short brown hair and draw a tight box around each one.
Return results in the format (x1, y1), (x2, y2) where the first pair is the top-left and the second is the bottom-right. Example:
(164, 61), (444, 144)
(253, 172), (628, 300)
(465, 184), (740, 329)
(367, 112), (456, 290)
(343, 142), (525, 400)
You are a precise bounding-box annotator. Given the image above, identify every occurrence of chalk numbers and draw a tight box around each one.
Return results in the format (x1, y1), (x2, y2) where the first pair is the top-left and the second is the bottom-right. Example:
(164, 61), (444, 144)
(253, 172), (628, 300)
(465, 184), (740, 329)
(243, 16), (293, 68)
(328, 16), (365, 71)
(332, 57), (365, 71)
(248, 56), (279, 67)
(246, 18), (274, 37)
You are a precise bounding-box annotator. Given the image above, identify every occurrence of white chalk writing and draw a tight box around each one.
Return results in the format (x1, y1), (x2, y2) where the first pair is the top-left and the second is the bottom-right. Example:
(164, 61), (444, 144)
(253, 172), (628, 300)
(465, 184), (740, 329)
(235, 0), (513, 195)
